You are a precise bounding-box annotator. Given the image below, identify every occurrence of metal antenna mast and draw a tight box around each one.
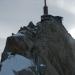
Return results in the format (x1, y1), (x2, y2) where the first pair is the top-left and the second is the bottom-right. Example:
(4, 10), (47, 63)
(44, 0), (46, 6)
(44, 0), (48, 15)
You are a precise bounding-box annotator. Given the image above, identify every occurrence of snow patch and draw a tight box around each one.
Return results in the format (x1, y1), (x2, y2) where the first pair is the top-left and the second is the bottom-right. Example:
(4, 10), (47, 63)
(0, 54), (34, 75)
(12, 32), (24, 37)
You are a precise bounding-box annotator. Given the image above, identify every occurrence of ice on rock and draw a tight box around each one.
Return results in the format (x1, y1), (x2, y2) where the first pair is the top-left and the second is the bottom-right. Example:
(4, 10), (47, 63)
(0, 54), (34, 75)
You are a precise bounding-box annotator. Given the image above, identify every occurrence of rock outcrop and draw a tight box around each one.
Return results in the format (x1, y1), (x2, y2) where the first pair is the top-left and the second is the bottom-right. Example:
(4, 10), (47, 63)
(35, 16), (75, 75)
(0, 15), (75, 75)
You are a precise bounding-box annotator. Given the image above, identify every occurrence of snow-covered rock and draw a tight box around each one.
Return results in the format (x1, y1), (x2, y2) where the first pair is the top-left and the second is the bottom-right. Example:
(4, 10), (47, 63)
(0, 54), (34, 75)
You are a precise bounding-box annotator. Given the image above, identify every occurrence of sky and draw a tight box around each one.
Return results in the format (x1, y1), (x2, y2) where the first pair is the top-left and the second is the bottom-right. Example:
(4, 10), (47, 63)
(0, 0), (75, 56)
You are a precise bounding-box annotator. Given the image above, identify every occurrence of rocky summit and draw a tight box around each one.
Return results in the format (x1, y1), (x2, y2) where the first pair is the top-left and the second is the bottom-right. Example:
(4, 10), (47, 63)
(0, 0), (75, 75)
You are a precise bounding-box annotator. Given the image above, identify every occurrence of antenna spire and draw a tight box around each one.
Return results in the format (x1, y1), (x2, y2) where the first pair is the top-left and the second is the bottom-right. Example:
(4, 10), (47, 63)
(45, 0), (47, 6)
(44, 0), (48, 15)
(41, 0), (50, 21)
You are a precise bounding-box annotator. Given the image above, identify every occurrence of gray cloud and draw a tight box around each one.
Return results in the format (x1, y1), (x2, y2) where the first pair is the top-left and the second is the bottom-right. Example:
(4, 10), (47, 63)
(0, 0), (43, 38)
(47, 0), (75, 30)
(0, 38), (6, 58)
(0, 0), (75, 38)
(0, 0), (75, 53)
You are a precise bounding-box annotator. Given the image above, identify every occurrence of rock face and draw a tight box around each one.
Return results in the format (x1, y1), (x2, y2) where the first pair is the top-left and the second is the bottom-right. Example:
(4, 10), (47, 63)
(0, 15), (75, 75)
(1, 22), (36, 62)
(35, 16), (75, 75)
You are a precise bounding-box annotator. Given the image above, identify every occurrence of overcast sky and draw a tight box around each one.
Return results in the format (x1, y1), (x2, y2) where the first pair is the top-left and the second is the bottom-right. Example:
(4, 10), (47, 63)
(0, 0), (75, 56)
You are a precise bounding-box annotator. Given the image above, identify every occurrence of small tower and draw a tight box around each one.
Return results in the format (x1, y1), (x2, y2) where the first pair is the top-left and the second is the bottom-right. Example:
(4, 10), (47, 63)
(41, 0), (51, 21)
